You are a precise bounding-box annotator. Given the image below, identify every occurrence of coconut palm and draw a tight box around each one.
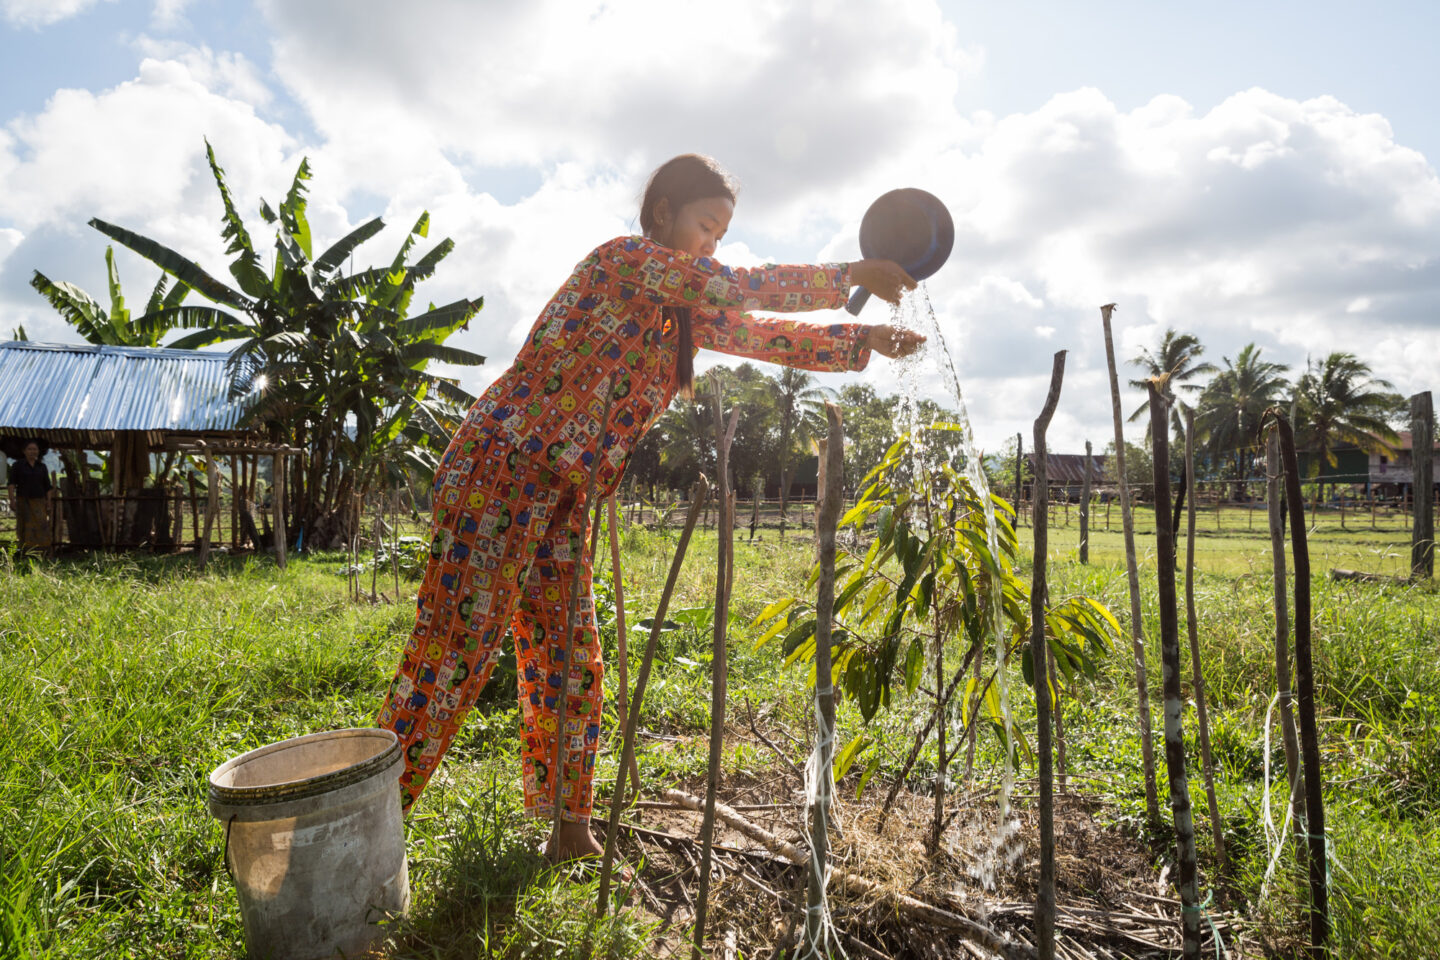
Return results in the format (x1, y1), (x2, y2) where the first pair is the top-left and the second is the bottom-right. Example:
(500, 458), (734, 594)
(1126, 328), (1217, 441)
(86, 140), (486, 547)
(1292, 352), (1403, 496)
(756, 366), (835, 520)
(1196, 343), (1290, 493)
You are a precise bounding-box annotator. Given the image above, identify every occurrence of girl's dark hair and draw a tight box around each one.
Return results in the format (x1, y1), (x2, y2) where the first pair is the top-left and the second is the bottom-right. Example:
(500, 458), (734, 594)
(639, 154), (737, 397)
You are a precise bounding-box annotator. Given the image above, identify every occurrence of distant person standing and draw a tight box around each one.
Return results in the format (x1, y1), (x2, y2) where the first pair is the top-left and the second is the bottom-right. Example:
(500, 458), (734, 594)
(7, 440), (54, 556)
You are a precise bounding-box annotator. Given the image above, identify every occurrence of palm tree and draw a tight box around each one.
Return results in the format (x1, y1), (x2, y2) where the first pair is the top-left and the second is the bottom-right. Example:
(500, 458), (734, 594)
(1126, 328), (1217, 440)
(1292, 352), (1403, 498)
(1196, 343), (1290, 495)
(756, 366), (835, 521)
(87, 140), (486, 547)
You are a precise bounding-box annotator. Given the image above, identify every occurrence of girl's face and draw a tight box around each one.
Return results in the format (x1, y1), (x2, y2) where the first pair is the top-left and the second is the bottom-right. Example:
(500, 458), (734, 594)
(655, 196), (733, 259)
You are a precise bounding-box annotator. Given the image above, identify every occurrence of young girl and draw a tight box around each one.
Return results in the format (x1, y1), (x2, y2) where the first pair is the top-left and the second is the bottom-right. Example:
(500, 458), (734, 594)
(377, 154), (925, 860)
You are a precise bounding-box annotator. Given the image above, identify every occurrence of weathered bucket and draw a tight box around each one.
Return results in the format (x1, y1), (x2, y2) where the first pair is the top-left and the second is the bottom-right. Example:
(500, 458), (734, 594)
(208, 728), (408, 960)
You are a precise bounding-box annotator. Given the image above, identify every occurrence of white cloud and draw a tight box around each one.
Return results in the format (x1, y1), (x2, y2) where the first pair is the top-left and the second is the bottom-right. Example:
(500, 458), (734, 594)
(4, 3), (1438, 455)
(1, 0), (111, 28)
(150, 0), (191, 30)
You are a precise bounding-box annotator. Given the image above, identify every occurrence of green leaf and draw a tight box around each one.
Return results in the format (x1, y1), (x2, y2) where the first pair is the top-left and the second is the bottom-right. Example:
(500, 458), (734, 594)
(856, 754), (881, 798)
(904, 636), (925, 694)
(833, 734), (871, 781)
(753, 597), (796, 627)
(314, 217), (385, 275)
(90, 217), (250, 310)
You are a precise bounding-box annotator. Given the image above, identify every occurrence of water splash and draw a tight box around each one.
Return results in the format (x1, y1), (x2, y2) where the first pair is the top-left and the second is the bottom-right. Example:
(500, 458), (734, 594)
(889, 287), (1019, 891)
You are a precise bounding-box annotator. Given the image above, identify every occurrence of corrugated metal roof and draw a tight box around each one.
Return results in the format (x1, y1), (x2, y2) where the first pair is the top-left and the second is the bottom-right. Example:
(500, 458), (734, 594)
(0, 341), (255, 433)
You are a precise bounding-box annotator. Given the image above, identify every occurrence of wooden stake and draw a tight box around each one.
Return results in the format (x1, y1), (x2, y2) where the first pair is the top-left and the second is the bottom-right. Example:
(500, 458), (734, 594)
(199, 446), (218, 571)
(597, 475), (710, 912)
(1267, 429), (1306, 855)
(273, 453), (287, 569)
(804, 403), (844, 955)
(1079, 439), (1092, 564)
(1015, 431), (1023, 527)
(606, 491), (641, 794)
(1274, 414), (1329, 955)
(1100, 303), (1160, 825)
(694, 387), (739, 959)
(1031, 350), (1066, 960)
(1411, 391), (1434, 579)
(1146, 380), (1201, 959)
(1184, 409), (1226, 877)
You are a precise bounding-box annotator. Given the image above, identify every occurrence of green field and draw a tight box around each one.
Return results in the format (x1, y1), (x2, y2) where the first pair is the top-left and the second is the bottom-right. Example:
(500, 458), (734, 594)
(1, 512), (1436, 958)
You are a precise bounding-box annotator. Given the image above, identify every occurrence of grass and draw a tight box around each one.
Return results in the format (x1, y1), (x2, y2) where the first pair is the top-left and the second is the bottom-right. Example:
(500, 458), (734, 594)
(0, 510), (1436, 958)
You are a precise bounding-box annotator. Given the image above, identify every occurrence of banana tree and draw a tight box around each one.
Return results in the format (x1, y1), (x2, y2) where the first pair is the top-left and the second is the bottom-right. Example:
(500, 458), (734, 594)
(87, 140), (486, 548)
(754, 426), (1118, 848)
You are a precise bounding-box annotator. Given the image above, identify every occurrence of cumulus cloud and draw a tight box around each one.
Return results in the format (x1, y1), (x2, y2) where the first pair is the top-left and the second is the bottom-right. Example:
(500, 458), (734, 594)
(3, 2), (1438, 454)
(1, 0), (111, 28)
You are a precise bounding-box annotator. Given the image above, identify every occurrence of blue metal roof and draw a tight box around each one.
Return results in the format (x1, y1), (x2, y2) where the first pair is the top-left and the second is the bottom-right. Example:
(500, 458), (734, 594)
(0, 341), (254, 434)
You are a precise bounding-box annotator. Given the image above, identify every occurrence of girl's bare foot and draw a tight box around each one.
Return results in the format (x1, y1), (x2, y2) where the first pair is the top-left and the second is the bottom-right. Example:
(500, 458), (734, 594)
(545, 820), (603, 862)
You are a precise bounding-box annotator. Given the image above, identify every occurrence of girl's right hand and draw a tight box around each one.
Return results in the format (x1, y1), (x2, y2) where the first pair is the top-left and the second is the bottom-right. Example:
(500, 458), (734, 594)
(850, 259), (917, 305)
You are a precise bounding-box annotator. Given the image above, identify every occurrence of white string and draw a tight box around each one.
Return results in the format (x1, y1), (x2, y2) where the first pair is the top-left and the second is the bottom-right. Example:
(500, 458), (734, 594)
(796, 687), (849, 960)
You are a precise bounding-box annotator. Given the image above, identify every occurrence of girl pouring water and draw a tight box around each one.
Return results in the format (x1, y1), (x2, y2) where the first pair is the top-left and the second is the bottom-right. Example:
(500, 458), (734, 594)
(377, 154), (925, 861)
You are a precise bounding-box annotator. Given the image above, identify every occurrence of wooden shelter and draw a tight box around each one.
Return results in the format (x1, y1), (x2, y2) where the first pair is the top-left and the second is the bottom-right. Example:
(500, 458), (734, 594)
(0, 341), (293, 558)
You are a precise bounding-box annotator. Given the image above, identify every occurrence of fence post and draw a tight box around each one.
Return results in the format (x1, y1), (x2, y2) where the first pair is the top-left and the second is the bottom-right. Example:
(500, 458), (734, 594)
(1411, 392), (1434, 578)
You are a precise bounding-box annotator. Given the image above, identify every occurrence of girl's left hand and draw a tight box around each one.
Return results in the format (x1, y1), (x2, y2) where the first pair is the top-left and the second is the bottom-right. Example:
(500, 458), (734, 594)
(863, 324), (926, 359)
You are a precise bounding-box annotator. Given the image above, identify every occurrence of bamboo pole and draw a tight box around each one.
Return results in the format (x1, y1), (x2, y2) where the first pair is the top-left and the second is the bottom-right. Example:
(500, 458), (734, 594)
(550, 393), (613, 847)
(1184, 410), (1226, 877)
(606, 492), (641, 794)
(597, 475), (710, 912)
(1266, 430), (1306, 854)
(1146, 381), (1201, 959)
(1411, 391), (1434, 579)
(1079, 439), (1092, 564)
(804, 403), (844, 955)
(1274, 414), (1328, 955)
(1031, 350), (1065, 960)
(1100, 303), (1160, 824)
(694, 388), (739, 959)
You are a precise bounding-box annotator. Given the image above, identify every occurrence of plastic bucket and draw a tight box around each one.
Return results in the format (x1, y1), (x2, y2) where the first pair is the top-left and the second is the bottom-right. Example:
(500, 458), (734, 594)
(208, 728), (408, 960)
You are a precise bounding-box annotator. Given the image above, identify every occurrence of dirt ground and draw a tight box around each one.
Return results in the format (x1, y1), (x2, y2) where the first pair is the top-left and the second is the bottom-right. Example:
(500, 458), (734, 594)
(594, 733), (1256, 959)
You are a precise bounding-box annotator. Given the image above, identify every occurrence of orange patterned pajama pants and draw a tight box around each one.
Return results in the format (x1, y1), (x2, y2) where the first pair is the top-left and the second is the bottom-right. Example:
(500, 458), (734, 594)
(376, 426), (604, 822)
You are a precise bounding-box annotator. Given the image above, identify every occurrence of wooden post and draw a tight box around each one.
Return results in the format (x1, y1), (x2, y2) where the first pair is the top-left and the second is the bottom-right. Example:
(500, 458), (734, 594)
(1100, 303), (1160, 824)
(188, 472), (199, 547)
(598, 477), (710, 913)
(1031, 351), (1066, 960)
(1146, 381), (1201, 959)
(199, 446), (219, 571)
(1274, 415), (1329, 955)
(804, 403), (844, 956)
(229, 456), (239, 549)
(1267, 429), (1306, 855)
(606, 492), (641, 794)
(1015, 431), (1023, 526)
(1411, 391), (1434, 579)
(1184, 410), (1226, 876)
(273, 452), (287, 569)
(694, 387), (738, 959)
(1079, 439), (1092, 564)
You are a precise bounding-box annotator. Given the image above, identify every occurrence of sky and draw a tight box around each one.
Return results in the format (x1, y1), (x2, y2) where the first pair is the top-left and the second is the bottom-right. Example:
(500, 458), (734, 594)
(1, 0), (1437, 455)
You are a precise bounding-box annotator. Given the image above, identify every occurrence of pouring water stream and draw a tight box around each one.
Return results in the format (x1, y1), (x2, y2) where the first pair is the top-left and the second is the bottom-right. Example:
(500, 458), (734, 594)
(889, 286), (1019, 895)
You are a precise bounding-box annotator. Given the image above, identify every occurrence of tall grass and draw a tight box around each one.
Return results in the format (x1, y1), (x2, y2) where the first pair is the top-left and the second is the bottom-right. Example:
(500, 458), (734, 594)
(1, 519), (1435, 957)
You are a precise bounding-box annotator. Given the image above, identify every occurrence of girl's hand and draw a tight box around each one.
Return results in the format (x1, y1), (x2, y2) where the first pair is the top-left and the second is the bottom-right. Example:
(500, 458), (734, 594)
(850, 259), (917, 305)
(863, 324), (926, 359)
